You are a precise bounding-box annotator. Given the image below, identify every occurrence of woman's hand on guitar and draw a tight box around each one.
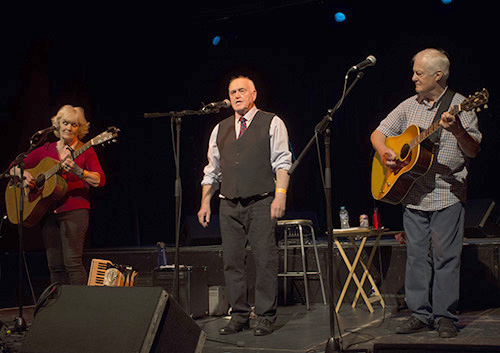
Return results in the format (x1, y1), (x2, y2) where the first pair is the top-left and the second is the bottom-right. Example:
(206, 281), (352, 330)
(9, 167), (35, 188)
(62, 159), (77, 174)
(23, 171), (35, 188)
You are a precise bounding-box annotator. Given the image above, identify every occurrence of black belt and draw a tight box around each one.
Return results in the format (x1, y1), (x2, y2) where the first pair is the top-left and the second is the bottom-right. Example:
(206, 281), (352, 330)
(223, 192), (274, 204)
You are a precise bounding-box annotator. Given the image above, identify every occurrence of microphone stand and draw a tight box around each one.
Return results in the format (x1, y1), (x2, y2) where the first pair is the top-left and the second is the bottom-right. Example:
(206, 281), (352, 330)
(0, 130), (51, 333)
(288, 70), (365, 353)
(144, 105), (222, 301)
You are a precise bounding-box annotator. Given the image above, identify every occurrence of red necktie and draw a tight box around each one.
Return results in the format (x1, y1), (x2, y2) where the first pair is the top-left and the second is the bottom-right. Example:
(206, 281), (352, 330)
(238, 116), (247, 139)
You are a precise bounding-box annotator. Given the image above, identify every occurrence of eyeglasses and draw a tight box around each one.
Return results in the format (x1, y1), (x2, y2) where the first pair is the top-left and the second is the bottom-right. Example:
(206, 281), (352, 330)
(61, 120), (79, 128)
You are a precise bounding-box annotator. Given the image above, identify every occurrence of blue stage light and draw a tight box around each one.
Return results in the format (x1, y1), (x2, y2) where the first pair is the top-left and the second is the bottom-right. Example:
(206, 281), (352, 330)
(334, 12), (346, 23)
(212, 36), (221, 46)
(441, 0), (452, 4)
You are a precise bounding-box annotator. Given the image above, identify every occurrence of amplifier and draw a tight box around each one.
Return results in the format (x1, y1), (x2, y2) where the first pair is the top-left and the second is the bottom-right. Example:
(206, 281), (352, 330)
(209, 285), (229, 316)
(153, 266), (208, 318)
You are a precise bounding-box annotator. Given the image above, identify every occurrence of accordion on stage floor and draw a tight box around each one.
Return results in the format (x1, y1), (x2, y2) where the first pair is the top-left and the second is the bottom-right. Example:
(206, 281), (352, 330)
(87, 258), (138, 287)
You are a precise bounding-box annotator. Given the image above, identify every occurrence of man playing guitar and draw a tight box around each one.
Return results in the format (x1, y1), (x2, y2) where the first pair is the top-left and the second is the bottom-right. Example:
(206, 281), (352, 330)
(370, 48), (481, 338)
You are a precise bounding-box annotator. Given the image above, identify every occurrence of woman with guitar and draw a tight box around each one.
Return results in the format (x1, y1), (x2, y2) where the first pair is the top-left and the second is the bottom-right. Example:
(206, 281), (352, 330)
(370, 49), (482, 338)
(9, 105), (106, 285)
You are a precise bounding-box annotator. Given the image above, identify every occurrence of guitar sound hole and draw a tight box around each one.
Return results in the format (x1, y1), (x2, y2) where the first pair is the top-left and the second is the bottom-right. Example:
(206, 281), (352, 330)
(400, 144), (410, 159)
(35, 174), (46, 189)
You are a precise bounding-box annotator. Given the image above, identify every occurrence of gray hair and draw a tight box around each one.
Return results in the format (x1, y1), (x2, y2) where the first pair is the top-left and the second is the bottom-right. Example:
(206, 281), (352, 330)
(51, 105), (90, 140)
(413, 48), (450, 81)
(228, 75), (256, 91)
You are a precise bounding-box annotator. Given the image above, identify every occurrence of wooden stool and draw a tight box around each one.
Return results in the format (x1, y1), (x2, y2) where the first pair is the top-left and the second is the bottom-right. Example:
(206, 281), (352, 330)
(277, 219), (327, 310)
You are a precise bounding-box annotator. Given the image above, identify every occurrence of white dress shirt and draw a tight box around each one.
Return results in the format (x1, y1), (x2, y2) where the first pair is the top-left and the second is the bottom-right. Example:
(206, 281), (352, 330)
(201, 105), (292, 187)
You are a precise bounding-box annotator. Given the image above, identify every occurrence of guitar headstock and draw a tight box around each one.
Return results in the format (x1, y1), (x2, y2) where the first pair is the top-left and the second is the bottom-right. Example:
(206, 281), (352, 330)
(91, 127), (120, 147)
(460, 88), (489, 113)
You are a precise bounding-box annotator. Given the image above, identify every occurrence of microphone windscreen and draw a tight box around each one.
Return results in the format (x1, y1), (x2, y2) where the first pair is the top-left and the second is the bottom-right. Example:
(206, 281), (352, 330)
(367, 55), (377, 65)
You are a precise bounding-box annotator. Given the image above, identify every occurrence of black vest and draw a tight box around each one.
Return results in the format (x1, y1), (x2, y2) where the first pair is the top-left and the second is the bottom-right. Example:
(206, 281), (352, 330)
(217, 110), (275, 199)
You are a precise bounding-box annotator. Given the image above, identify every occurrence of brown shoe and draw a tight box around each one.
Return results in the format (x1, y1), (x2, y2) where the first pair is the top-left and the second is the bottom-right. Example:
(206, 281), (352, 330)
(437, 317), (457, 338)
(219, 320), (249, 335)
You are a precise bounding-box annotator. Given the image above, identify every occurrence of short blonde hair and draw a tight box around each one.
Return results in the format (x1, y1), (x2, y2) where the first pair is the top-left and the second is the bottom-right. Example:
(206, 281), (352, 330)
(51, 105), (90, 140)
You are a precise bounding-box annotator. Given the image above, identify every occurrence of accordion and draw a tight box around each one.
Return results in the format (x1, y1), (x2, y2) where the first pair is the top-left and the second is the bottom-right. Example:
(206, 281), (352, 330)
(87, 258), (138, 287)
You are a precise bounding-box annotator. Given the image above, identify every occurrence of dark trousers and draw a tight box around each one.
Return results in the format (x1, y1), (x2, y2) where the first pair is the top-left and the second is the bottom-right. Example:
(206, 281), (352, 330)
(219, 195), (278, 324)
(42, 209), (89, 285)
(403, 202), (464, 324)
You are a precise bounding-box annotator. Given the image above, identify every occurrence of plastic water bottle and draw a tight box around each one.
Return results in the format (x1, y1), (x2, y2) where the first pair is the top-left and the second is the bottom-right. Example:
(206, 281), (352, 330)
(339, 206), (350, 229)
(157, 242), (167, 267)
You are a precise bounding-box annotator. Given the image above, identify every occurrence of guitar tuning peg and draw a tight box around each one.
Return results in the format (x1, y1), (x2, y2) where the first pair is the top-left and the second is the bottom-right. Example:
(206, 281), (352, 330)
(484, 104), (488, 109)
(476, 108), (481, 112)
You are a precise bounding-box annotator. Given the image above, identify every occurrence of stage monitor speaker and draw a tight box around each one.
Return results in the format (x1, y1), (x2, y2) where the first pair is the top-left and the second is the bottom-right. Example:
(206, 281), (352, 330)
(20, 285), (206, 353)
(465, 198), (500, 238)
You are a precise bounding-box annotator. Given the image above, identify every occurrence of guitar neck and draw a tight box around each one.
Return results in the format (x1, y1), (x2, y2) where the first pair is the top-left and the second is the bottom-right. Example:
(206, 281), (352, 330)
(409, 104), (459, 150)
(45, 140), (94, 179)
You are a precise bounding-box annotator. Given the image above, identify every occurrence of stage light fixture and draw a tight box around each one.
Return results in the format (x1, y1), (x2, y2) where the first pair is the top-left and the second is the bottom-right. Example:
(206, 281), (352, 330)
(441, 0), (452, 4)
(334, 12), (346, 23)
(212, 35), (221, 46)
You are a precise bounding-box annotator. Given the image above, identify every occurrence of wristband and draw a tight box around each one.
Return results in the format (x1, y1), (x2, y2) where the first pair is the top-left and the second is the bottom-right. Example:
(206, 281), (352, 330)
(276, 188), (287, 195)
(83, 170), (89, 178)
(72, 164), (84, 178)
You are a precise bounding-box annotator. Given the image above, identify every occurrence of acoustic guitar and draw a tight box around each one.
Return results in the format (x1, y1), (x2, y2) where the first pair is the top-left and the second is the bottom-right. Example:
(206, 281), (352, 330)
(371, 89), (489, 205)
(5, 127), (119, 227)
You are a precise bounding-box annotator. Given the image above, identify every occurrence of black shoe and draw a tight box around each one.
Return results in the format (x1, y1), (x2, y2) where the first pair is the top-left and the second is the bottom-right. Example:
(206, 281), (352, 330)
(219, 320), (249, 335)
(395, 316), (432, 334)
(437, 317), (457, 338)
(254, 318), (273, 336)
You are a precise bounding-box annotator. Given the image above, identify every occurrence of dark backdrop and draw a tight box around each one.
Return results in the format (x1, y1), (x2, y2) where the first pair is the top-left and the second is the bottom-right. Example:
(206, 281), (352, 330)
(0, 1), (497, 250)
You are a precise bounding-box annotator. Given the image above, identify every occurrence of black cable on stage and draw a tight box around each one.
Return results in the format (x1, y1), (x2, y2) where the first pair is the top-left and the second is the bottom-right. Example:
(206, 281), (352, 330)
(33, 282), (61, 318)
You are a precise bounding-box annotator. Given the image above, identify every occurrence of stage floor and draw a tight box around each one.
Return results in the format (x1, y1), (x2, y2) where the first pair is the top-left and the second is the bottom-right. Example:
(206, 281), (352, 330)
(2, 303), (500, 353)
(1, 237), (500, 352)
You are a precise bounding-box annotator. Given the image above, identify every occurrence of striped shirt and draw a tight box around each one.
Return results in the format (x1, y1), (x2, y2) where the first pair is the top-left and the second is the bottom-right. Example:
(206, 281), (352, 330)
(376, 88), (482, 211)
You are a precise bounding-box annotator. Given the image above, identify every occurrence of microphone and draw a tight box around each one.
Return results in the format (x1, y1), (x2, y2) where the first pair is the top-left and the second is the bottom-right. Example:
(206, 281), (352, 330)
(36, 125), (57, 135)
(349, 55), (377, 72)
(202, 99), (231, 111)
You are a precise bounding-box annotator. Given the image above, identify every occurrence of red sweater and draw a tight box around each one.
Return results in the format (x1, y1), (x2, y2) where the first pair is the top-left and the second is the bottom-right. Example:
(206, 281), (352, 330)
(22, 142), (106, 213)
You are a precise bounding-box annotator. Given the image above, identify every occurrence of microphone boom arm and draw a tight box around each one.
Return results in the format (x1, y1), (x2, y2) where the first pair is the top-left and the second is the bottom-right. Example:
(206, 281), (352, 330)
(144, 108), (220, 119)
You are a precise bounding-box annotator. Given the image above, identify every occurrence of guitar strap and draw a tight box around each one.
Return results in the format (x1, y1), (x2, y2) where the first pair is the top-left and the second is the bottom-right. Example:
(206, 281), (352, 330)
(427, 87), (455, 145)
